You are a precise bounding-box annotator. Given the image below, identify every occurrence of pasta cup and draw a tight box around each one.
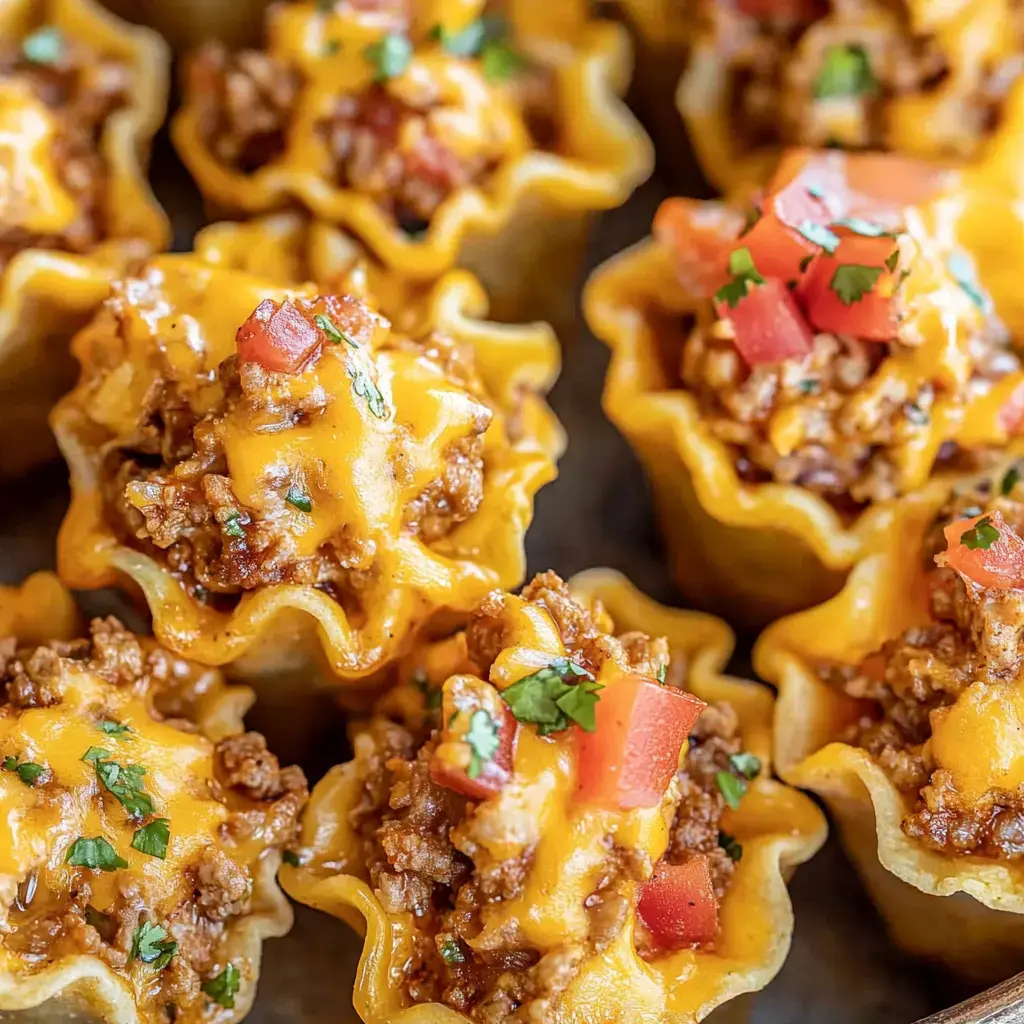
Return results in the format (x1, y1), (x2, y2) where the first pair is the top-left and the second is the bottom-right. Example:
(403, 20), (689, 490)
(584, 149), (1024, 627)
(52, 252), (561, 687)
(754, 463), (1024, 983)
(100, 0), (272, 50)
(0, 0), (169, 476)
(0, 571), (79, 641)
(0, 595), (306, 1022)
(282, 569), (826, 1023)
(679, 0), (1024, 195)
(172, 0), (652, 329)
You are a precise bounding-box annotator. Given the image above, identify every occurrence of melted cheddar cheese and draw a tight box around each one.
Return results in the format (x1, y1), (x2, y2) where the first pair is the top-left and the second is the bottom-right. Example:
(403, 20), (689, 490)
(284, 571), (826, 1024)
(0, 614), (299, 1024)
(53, 253), (557, 680)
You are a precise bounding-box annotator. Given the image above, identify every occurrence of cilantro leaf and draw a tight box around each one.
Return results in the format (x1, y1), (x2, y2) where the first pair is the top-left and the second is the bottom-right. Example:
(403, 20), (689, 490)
(14, 762), (45, 786)
(796, 221), (840, 254)
(482, 40), (527, 82)
(282, 849), (301, 867)
(97, 720), (131, 737)
(440, 938), (466, 964)
(729, 752), (762, 780)
(82, 746), (111, 763)
(715, 771), (747, 810)
(830, 264), (884, 306)
(132, 818), (170, 860)
(202, 964), (241, 1009)
(814, 44), (877, 100)
(285, 487), (312, 513)
(713, 246), (765, 310)
(501, 657), (603, 735)
(348, 366), (389, 419)
(222, 512), (246, 539)
(364, 33), (412, 82)
(131, 921), (178, 969)
(832, 217), (897, 239)
(946, 250), (992, 313)
(655, 663), (667, 684)
(465, 709), (500, 779)
(313, 313), (355, 347)
(1002, 464), (1022, 496)
(719, 831), (743, 862)
(961, 515), (1000, 550)
(66, 836), (128, 871)
(22, 26), (63, 64)
(432, 20), (487, 57)
(86, 750), (154, 819)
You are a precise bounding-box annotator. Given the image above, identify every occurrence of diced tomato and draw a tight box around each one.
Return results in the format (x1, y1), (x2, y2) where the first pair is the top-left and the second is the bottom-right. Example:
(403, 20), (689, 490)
(796, 233), (900, 341)
(715, 277), (815, 367)
(576, 674), (705, 810)
(637, 856), (719, 950)
(653, 198), (743, 298)
(942, 511), (1024, 590)
(430, 676), (519, 801)
(999, 380), (1024, 435)
(236, 298), (322, 374)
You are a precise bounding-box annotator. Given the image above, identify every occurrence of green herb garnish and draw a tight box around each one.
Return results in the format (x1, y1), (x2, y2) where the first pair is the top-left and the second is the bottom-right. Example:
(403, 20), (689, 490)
(961, 515), (1000, 550)
(132, 818), (170, 860)
(440, 938), (466, 964)
(833, 217), (897, 239)
(313, 313), (355, 347)
(364, 33), (412, 81)
(285, 487), (312, 513)
(84, 749), (154, 819)
(202, 964), (241, 1009)
(729, 752), (761, 780)
(719, 831), (743, 862)
(464, 709), (500, 779)
(1002, 464), (1023, 496)
(715, 771), (747, 811)
(222, 512), (246, 539)
(714, 247), (765, 309)
(131, 921), (178, 969)
(22, 26), (63, 65)
(946, 250), (991, 313)
(97, 720), (131, 737)
(830, 264), (884, 306)
(814, 44), (877, 100)
(348, 366), (389, 419)
(796, 221), (840, 254)
(66, 836), (128, 871)
(501, 657), (603, 735)
(3, 755), (45, 786)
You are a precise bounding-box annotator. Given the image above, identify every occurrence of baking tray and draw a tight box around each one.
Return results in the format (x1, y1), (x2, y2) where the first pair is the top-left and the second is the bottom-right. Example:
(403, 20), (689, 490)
(0, 120), (988, 1024)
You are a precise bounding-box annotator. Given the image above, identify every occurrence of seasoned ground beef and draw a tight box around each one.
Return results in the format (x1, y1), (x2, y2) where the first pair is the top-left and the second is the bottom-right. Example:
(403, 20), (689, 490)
(0, 619), (308, 1021)
(821, 477), (1024, 857)
(693, 1), (1022, 160)
(0, 32), (132, 269)
(680, 315), (1018, 505)
(341, 574), (748, 1020)
(95, 285), (494, 608)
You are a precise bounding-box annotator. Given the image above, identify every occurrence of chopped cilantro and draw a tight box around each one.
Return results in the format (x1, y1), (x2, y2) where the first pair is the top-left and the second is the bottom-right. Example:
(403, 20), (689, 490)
(465, 709), (500, 779)
(413, 671), (442, 710)
(131, 921), (178, 969)
(798, 254), (814, 273)
(85, 750), (154, 819)
(222, 512), (246, 539)
(282, 850), (301, 867)
(501, 657), (603, 735)
(798, 379), (820, 395)
(348, 366), (389, 419)
(98, 720), (131, 737)
(961, 515), (1000, 550)
(946, 250), (991, 313)
(806, 184), (825, 199)
(715, 771), (747, 810)
(796, 221), (840, 254)
(480, 24), (527, 83)
(2, 755), (45, 786)
(66, 836), (128, 871)
(833, 217), (897, 239)
(440, 938), (466, 964)
(729, 752), (762, 780)
(364, 33), (412, 82)
(830, 264), (884, 306)
(132, 818), (170, 860)
(1002, 464), (1023, 496)
(884, 249), (900, 273)
(285, 487), (312, 513)
(202, 964), (241, 1009)
(813, 44), (877, 100)
(82, 746), (111, 763)
(313, 313), (355, 347)
(904, 402), (929, 426)
(719, 831), (743, 862)
(655, 663), (667, 684)
(714, 246), (765, 309)
(432, 20), (487, 57)
(741, 205), (762, 236)
(22, 26), (63, 64)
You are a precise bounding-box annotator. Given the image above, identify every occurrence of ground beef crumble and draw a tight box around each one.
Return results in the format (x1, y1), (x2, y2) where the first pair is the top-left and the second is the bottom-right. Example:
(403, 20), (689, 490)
(679, 313), (1017, 506)
(0, 33), (132, 269)
(821, 479), (1024, 858)
(0, 619), (308, 1018)
(91, 286), (495, 609)
(341, 574), (746, 1020)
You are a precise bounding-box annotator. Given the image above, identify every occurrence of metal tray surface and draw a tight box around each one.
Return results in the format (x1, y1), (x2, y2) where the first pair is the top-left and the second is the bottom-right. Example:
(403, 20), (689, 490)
(0, 137), (976, 1024)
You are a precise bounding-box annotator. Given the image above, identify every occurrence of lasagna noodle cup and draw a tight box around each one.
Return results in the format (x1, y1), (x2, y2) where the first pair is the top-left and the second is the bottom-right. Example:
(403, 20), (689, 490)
(754, 474), (1024, 983)
(0, 0), (168, 476)
(52, 251), (561, 689)
(100, 0), (272, 50)
(171, 0), (652, 332)
(282, 569), (826, 1024)
(0, 582), (303, 1023)
(584, 180), (1024, 628)
(678, 0), (1024, 195)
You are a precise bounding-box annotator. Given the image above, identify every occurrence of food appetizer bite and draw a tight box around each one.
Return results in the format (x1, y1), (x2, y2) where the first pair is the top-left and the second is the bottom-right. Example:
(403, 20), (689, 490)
(585, 148), (1024, 626)
(755, 460), (1024, 983)
(0, 592), (305, 1021)
(0, 0), (169, 477)
(680, 0), (1024, 194)
(172, 0), (652, 326)
(283, 570), (826, 1023)
(52, 254), (560, 685)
